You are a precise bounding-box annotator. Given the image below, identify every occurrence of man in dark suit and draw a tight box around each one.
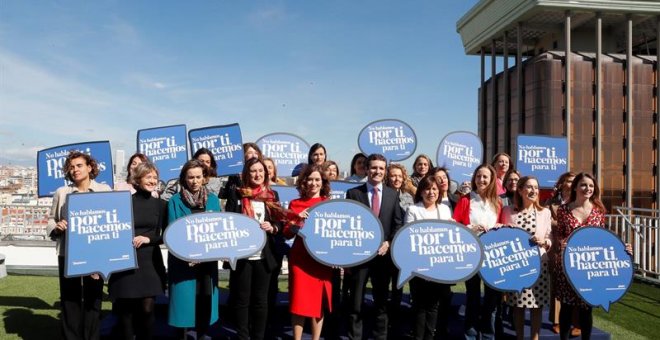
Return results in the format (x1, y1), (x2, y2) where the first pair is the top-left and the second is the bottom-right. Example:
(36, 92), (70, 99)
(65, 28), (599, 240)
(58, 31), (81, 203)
(343, 153), (403, 340)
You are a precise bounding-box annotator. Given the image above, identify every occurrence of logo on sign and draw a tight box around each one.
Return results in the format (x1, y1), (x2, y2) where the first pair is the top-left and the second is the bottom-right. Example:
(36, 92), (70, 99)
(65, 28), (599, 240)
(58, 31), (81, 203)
(516, 135), (568, 188)
(257, 133), (310, 176)
(190, 132), (241, 160)
(38, 141), (114, 197)
(436, 131), (483, 184)
(298, 200), (383, 267)
(311, 211), (374, 249)
(164, 212), (266, 269)
(139, 136), (186, 162)
(563, 227), (634, 312)
(65, 191), (136, 279)
(358, 119), (417, 161)
(518, 145), (567, 171)
(392, 220), (483, 287)
(479, 228), (541, 292)
(70, 208), (130, 244)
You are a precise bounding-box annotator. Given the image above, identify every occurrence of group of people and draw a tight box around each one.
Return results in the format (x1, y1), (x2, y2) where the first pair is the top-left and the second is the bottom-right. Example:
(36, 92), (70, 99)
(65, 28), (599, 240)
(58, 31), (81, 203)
(47, 144), (629, 340)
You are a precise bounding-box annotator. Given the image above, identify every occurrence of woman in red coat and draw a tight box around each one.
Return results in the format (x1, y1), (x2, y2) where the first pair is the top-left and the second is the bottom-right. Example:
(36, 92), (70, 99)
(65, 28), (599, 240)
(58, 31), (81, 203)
(284, 164), (333, 340)
(453, 164), (503, 340)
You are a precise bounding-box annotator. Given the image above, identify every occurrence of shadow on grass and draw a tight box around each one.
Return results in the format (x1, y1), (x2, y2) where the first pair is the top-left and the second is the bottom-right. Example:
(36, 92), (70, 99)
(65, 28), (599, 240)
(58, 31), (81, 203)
(3, 308), (59, 340)
(0, 296), (57, 310)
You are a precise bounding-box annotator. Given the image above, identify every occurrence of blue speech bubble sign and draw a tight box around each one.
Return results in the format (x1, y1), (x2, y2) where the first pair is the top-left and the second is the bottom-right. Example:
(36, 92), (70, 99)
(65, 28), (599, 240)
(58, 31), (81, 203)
(516, 135), (568, 189)
(479, 228), (542, 292)
(357, 119), (417, 162)
(563, 227), (633, 312)
(329, 181), (360, 200)
(391, 220), (483, 288)
(65, 191), (136, 280)
(271, 185), (299, 209)
(436, 131), (483, 184)
(297, 199), (384, 267)
(163, 212), (266, 270)
(137, 124), (188, 181)
(256, 133), (310, 177)
(188, 124), (244, 176)
(37, 141), (114, 197)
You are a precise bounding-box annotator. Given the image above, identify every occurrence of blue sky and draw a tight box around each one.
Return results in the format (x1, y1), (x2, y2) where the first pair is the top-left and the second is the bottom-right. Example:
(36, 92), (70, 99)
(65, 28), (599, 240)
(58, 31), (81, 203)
(0, 0), (480, 172)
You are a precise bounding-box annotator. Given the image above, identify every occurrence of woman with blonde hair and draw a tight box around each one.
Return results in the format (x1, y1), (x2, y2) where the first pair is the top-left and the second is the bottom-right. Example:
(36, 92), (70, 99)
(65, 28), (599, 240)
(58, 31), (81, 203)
(263, 157), (286, 185)
(109, 162), (167, 340)
(386, 163), (416, 212)
(321, 160), (340, 181)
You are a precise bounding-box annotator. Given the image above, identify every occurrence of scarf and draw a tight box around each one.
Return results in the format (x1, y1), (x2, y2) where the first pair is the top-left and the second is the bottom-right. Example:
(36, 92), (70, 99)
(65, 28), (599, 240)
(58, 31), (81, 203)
(239, 185), (300, 223)
(182, 185), (208, 209)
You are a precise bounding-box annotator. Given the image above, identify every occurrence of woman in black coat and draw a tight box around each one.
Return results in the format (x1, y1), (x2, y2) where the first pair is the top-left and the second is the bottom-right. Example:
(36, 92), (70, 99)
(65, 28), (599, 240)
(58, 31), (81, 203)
(109, 162), (167, 340)
(225, 158), (289, 340)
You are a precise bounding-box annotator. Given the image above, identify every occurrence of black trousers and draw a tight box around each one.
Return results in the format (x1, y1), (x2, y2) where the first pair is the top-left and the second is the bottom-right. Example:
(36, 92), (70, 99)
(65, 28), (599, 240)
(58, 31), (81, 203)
(58, 256), (104, 340)
(114, 297), (155, 340)
(464, 275), (501, 339)
(230, 259), (272, 340)
(342, 255), (391, 340)
(409, 278), (452, 340)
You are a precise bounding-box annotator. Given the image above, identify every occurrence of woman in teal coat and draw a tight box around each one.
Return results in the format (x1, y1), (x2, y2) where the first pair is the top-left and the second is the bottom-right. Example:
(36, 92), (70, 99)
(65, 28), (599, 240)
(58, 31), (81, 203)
(167, 159), (221, 338)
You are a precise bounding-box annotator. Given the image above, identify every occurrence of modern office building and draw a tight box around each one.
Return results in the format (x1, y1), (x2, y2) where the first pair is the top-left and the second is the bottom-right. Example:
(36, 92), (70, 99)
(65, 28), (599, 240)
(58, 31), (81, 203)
(457, 0), (660, 210)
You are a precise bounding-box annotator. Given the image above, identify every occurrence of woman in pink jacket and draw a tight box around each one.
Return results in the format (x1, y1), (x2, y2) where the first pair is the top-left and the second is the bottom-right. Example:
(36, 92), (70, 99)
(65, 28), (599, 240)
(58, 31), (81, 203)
(500, 176), (552, 340)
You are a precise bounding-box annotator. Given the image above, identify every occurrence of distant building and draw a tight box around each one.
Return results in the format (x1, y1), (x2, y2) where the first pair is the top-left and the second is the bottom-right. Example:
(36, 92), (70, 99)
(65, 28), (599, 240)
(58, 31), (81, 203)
(457, 0), (660, 210)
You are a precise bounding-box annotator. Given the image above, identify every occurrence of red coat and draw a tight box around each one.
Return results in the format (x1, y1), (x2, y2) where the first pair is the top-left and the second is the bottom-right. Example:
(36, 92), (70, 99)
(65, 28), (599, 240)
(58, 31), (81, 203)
(453, 194), (502, 228)
(284, 196), (333, 318)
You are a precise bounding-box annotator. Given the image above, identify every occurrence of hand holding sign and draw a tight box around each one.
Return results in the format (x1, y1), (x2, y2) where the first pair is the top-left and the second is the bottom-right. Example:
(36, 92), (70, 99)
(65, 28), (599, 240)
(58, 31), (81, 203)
(65, 191), (136, 280)
(164, 212), (266, 270)
(297, 200), (384, 267)
(391, 220), (483, 288)
(479, 228), (542, 292)
(563, 227), (633, 312)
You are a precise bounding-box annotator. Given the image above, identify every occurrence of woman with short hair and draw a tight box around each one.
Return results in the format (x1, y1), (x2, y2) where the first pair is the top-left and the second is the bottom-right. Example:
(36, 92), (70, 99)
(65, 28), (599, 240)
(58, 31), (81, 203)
(109, 162), (167, 340)
(405, 174), (454, 340)
(47, 151), (112, 340)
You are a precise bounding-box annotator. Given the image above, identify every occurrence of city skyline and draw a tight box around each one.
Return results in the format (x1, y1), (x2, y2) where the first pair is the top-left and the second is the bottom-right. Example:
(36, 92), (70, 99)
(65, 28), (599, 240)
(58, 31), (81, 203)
(1, 1), (481, 171)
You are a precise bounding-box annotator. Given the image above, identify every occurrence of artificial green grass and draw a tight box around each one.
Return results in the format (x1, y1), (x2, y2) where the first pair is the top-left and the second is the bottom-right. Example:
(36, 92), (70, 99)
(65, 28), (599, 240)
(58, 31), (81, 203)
(592, 281), (660, 339)
(1, 274), (657, 339)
